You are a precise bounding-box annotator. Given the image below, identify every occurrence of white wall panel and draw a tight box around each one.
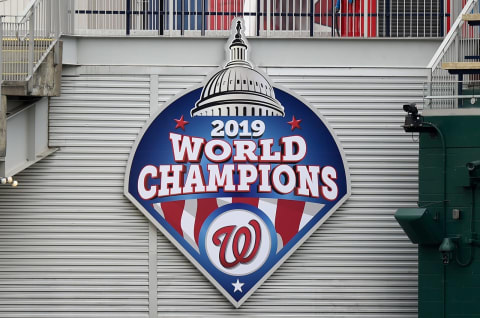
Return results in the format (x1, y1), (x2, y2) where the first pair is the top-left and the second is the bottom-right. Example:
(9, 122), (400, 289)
(0, 66), (425, 317)
(0, 74), (151, 318)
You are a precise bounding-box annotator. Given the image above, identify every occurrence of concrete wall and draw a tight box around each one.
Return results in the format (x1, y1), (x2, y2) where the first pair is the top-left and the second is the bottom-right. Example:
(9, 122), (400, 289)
(62, 36), (442, 69)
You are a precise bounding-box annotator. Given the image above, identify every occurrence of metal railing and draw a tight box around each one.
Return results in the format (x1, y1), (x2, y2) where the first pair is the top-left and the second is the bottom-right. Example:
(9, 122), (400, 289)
(426, 0), (479, 109)
(424, 80), (480, 108)
(71, 0), (454, 38)
(0, 0), (465, 83)
(1, 0), (71, 82)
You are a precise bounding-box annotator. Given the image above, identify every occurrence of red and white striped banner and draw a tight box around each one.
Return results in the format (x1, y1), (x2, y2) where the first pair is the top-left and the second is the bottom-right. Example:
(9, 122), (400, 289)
(153, 197), (324, 252)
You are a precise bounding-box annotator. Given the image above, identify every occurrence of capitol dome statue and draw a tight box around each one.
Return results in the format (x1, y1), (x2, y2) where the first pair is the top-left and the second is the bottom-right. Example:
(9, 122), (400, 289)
(191, 20), (285, 117)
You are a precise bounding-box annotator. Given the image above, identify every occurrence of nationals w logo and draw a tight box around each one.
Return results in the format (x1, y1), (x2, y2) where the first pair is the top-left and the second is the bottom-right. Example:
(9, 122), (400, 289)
(212, 220), (261, 269)
(201, 206), (275, 279)
(124, 18), (350, 307)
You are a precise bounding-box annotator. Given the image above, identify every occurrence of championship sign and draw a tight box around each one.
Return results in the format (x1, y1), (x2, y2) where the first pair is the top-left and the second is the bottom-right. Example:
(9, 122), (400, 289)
(124, 19), (350, 307)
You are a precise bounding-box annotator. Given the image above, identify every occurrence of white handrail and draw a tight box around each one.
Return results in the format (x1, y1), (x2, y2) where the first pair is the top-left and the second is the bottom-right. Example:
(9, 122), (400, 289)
(427, 0), (477, 70)
(19, 2), (35, 23)
(1, 0), (67, 82)
(19, 0), (38, 18)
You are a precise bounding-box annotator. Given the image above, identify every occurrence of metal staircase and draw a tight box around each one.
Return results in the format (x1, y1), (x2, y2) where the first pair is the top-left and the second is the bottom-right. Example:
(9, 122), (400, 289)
(0, 0), (69, 185)
(427, 0), (480, 110)
(0, 0), (70, 94)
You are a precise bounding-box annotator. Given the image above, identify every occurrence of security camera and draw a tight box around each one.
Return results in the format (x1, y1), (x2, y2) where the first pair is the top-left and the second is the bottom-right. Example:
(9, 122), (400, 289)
(402, 103), (423, 132)
(403, 103), (418, 115)
(467, 161), (480, 172)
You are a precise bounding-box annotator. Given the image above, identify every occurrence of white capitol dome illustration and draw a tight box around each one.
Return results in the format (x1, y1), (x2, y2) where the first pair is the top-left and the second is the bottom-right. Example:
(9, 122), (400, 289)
(191, 20), (285, 117)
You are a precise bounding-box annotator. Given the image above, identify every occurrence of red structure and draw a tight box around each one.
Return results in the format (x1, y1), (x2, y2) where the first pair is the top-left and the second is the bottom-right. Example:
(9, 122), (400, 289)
(316, 0), (376, 37)
(208, 0), (244, 30)
(207, 0), (377, 37)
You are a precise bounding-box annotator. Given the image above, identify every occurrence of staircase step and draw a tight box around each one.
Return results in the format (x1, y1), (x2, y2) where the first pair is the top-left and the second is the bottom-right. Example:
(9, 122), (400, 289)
(2, 73), (28, 76)
(463, 14), (480, 25)
(442, 62), (480, 74)
(2, 50), (48, 52)
(2, 38), (54, 42)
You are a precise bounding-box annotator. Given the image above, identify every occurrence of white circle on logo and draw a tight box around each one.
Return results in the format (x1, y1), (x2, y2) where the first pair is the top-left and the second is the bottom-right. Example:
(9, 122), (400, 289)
(205, 209), (271, 276)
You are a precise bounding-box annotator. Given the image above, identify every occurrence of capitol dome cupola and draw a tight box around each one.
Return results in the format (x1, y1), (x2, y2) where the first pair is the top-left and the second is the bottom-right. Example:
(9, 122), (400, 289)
(191, 20), (285, 117)
(228, 22), (249, 68)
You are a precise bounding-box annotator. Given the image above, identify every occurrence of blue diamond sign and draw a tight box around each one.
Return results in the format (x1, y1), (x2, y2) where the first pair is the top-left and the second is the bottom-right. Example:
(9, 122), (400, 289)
(124, 18), (351, 307)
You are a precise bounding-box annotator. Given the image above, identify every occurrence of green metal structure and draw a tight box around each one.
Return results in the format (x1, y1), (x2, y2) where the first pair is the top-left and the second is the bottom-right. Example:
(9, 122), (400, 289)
(397, 112), (480, 317)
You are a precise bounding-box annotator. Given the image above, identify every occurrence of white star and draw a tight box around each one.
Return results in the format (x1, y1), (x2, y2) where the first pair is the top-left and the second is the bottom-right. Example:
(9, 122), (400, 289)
(232, 279), (244, 293)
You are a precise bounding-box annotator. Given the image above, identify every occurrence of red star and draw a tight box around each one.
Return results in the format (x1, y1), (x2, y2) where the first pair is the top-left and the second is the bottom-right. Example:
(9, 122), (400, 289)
(287, 115), (302, 131)
(174, 115), (189, 131)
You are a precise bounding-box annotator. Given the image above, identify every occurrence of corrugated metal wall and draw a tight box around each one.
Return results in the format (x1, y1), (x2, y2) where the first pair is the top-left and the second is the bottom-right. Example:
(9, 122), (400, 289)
(0, 74), (152, 318)
(0, 0), (32, 19)
(0, 66), (424, 317)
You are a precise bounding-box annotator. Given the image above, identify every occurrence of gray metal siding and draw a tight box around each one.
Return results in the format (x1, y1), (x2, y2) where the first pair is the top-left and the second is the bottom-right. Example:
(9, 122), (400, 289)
(0, 74), (151, 318)
(0, 67), (424, 317)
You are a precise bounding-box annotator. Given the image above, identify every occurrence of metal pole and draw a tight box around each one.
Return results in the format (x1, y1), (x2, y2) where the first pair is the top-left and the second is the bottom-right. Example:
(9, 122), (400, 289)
(181, 0), (184, 35)
(71, 0), (75, 35)
(454, 35), (459, 108)
(332, 0), (335, 37)
(266, 0), (271, 35)
(424, 70), (433, 108)
(159, 0), (163, 35)
(385, 0), (390, 37)
(28, 10), (35, 78)
(309, 0), (314, 36)
(143, 0), (148, 30)
(169, 0), (174, 34)
(256, 0), (260, 36)
(126, 0), (131, 35)
(363, 0), (368, 37)
(201, 0), (205, 36)
(439, 0), (444, 37)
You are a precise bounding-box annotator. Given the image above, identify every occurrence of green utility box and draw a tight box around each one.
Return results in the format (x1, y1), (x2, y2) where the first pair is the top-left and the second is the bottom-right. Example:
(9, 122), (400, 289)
(395, 208), (442, 245)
